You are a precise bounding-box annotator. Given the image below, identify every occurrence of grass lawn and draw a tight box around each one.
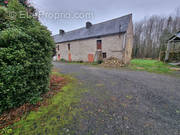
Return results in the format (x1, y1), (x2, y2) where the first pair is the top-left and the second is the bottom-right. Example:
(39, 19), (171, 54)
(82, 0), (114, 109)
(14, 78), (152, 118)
(128, 59), (178, 74)
(0, 72), (86, 135)
(56, 59), (180, 75)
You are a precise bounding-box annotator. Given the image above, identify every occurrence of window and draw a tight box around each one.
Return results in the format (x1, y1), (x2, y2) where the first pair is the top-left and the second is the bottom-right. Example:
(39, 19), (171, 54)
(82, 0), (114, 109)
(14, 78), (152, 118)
(68, 44), (70, 51)
(97, 40), (102, 50)
(57, 45), (60, 51)
(103, 52), (107, 58)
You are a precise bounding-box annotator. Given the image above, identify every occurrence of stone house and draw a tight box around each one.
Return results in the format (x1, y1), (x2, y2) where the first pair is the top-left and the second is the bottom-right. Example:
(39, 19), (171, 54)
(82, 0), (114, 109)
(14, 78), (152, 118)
(53, 14), (133, 64)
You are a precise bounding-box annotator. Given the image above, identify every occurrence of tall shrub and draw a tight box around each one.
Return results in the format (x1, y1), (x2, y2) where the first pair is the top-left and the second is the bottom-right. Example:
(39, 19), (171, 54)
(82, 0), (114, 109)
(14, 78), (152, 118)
(0, 0), (55, 114)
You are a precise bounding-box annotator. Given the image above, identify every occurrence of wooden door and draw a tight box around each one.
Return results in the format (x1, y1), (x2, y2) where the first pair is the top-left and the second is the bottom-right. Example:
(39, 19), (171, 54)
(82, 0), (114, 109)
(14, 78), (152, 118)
(68, 53), (72, 61)
(88, 54), (94, 62)
(58, 54), (60, 60)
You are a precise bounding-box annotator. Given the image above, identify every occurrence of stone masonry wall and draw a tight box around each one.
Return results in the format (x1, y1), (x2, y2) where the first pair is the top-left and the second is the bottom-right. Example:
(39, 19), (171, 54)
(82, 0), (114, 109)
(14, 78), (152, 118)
(124, 14), (133, 64)
(56, 34), (126, 62)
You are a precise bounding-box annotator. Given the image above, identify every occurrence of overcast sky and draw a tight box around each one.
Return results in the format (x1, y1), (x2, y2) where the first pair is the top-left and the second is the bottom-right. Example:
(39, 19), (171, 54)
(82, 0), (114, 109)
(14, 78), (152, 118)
(31, 0), (180, 35)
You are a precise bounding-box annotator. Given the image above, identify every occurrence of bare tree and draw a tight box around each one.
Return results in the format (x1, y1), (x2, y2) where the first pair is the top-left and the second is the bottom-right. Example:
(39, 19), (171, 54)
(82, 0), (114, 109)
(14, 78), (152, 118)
(132, 8), (180, 58)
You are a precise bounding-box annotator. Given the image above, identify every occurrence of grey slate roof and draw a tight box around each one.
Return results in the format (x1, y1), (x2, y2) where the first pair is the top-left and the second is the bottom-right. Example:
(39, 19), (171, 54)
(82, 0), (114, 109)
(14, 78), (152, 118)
(53, 14), (132, 43)
(169, 31), (180, 42)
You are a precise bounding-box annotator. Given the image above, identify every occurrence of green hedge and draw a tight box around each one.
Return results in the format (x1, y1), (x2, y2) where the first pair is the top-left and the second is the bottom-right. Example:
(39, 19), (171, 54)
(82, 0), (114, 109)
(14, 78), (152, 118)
(0, 0), (55, 114)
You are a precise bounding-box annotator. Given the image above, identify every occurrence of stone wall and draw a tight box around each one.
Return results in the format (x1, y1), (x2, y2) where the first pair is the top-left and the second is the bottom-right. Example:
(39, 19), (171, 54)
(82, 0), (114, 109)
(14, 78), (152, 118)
(56, 18), (133, 63)
(124, 14), (133, 64)
(56, 34), (126, 62)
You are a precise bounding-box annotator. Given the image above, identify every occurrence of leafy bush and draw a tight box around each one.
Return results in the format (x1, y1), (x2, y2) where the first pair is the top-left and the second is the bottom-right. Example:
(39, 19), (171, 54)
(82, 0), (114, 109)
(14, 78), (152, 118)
(0, 126), (13, 135)
(0, 0), (55, 114)
(97, 60), (103, 64)
(60, 58), (67, 62)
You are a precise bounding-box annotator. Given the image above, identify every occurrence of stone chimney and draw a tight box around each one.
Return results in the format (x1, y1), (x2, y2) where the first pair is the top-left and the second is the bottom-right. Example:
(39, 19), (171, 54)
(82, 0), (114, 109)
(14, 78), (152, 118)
(59, 29), (65, 35)
(86, 22), (92, 29)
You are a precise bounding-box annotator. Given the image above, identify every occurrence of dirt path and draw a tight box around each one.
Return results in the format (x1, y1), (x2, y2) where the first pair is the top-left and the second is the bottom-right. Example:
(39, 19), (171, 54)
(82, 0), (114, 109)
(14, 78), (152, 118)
(53, 62), (180, 135)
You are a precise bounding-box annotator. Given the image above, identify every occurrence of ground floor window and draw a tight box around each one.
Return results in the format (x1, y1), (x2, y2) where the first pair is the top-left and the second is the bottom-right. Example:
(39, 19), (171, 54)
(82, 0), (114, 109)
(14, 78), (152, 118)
(103, 52), (107, 58)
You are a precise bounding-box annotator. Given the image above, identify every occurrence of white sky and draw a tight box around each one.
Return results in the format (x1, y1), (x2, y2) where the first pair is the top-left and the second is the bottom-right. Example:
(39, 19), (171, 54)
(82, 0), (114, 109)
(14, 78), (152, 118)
(30, 0), (180, 35)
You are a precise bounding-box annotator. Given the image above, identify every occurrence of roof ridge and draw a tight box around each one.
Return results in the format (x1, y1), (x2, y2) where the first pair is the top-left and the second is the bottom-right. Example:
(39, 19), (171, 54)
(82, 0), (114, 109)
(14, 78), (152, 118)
(91, 13), (132, 26)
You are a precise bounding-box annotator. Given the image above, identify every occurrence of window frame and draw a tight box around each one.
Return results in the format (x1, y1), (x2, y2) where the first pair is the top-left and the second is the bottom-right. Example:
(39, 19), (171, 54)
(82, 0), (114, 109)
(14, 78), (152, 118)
(102, 52), (107, 58)
(68, 44), (70, 51)
(97, 40), (102, 50)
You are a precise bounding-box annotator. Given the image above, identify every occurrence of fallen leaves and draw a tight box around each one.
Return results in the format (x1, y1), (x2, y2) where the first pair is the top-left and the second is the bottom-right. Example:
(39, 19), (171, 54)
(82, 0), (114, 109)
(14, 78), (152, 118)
(0, 103), (41, 129)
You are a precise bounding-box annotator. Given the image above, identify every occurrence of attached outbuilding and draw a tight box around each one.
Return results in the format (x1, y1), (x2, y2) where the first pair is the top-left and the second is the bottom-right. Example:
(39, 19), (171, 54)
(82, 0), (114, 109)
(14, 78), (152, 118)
(165, 31), (180, 62)
(53, 14), (133, 64)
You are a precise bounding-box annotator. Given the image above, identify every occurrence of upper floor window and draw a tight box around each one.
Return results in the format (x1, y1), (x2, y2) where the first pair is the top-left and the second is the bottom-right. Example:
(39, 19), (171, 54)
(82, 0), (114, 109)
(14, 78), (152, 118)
(68, 44), (70, 51)
(57, 45), (60, 51)
(97, 40), (102, 50)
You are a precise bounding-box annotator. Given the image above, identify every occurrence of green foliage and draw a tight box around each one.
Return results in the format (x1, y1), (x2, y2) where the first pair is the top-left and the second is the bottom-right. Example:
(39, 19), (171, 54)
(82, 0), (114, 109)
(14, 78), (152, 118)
(0, 126), (13, 135)
(18, 0), (27, 7)
(60, 58), (67, 62)
(97, 60), (103, 64)
(129, 59), (176, 74)
(1, 0), (36, 15)
(0, 0), (55, 114)
(0, 7), (8, 30)
(6, 74), (86, 135)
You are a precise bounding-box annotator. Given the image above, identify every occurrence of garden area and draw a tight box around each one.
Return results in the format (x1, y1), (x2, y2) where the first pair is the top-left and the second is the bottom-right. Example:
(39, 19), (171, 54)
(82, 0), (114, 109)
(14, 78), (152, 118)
(128, 59), (180, 75)
(0, 70), (86, 135)
(0, 1), (180, 135)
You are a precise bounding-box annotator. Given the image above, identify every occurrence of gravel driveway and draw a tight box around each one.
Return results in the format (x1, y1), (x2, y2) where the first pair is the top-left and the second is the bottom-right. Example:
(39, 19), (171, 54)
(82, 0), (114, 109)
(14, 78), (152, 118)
(53, 62), (180, 135)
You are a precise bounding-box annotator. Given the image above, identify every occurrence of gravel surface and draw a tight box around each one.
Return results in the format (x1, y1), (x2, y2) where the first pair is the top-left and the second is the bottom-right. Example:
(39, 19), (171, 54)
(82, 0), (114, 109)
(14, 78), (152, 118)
(53, 62), (180, 135)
